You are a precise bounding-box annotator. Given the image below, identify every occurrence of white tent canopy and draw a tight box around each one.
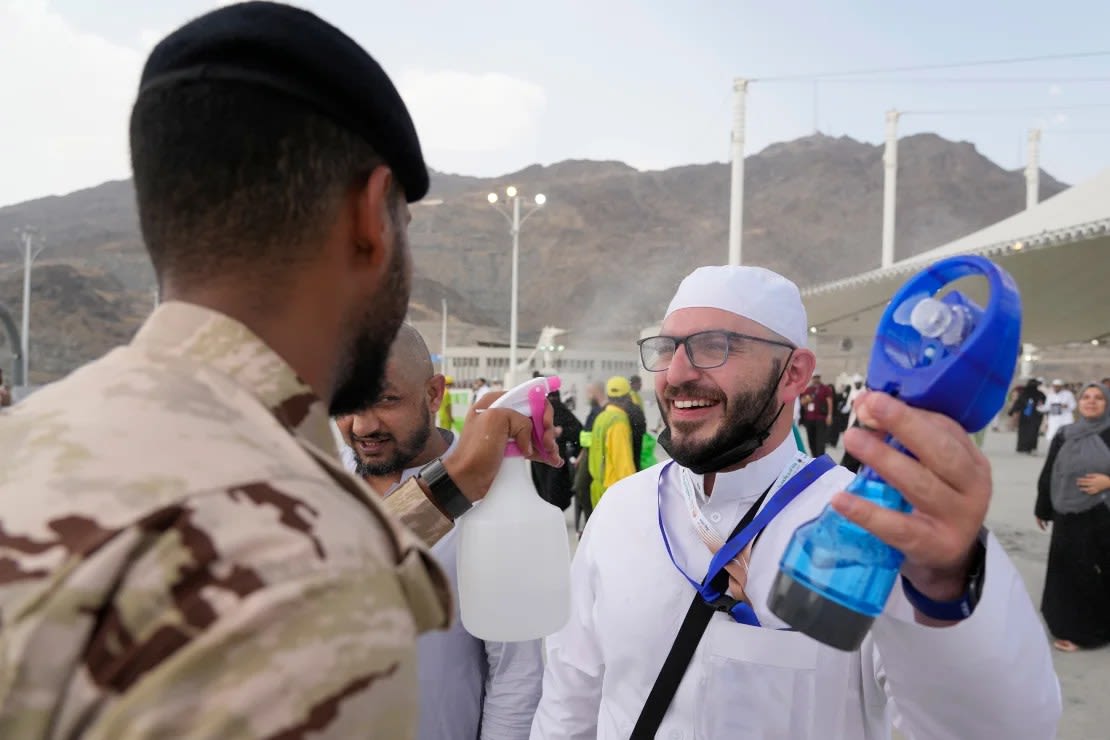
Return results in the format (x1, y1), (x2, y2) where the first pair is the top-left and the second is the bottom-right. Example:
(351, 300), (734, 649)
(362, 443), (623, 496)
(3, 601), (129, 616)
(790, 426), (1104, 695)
(802, 166), (1110, 348)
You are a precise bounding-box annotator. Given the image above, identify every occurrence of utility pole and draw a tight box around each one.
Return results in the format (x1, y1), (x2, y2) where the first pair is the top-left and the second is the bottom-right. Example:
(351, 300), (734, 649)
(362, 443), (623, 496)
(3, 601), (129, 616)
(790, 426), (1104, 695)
(13, 227), (44, 385)
(728, 78), (749, 266)
(1025, 128), (1042, 211)
(441, 297), (449, 375)
(881, 109), (900, 268)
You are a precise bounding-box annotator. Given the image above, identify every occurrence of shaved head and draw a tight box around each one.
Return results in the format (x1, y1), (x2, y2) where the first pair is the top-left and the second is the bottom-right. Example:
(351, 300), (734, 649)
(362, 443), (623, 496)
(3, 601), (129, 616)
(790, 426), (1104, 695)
(336, 324), (446, 482)
(388, 324), (434, 381)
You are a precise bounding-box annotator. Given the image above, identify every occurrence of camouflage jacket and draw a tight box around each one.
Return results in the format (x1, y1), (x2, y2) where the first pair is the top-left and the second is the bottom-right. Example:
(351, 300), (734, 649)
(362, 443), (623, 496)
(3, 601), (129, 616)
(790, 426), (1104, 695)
(0, 302), (452, 739)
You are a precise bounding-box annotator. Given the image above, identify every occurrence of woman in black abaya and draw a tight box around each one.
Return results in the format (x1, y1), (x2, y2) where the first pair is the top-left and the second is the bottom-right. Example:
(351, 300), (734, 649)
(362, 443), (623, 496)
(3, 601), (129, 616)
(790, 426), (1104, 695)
(1035, 382), (1110, 652)
(1011, 378), (1046, 453)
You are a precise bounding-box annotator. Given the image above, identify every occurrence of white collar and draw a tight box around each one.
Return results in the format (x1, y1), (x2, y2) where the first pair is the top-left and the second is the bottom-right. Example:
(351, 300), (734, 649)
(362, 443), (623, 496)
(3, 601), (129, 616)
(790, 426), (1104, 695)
(694, 435), (802, 506)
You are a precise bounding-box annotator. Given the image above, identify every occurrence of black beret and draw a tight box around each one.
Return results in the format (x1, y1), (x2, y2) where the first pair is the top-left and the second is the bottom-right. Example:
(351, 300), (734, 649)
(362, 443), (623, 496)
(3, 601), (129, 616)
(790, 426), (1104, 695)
(138, 1), (428, 202)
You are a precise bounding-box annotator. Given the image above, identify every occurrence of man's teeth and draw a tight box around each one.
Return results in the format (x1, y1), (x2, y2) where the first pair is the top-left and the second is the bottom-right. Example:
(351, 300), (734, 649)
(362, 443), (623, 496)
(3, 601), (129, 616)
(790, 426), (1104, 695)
(674, 399), (716, 409)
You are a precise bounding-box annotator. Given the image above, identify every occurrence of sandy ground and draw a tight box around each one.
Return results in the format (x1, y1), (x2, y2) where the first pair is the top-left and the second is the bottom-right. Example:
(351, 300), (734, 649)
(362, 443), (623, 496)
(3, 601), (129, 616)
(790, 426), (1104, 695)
(565, 428), (1107, 739)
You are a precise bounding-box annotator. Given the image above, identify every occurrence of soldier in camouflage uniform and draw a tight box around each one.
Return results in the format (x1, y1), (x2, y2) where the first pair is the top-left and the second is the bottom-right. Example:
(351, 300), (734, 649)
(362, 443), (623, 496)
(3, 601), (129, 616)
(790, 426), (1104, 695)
(0, 3), (558, 738)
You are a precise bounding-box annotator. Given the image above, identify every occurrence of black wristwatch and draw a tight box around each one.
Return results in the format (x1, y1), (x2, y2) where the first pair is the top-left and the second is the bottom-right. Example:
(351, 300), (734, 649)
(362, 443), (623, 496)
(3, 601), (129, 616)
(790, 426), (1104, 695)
(416, 457), (471, 520)
(901, 529), (987, 622)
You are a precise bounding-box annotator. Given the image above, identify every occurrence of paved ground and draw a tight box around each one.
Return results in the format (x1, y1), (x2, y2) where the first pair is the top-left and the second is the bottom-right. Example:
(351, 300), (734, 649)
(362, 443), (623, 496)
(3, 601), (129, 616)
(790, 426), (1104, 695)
(565, 428), (1107, 738)
(967, 429), (1107, 740)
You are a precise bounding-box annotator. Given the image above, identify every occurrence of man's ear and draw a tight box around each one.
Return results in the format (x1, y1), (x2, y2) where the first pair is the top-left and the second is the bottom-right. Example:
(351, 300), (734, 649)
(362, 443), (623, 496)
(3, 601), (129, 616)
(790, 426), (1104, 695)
(781, 349), (817, 403)
(428, 374), (447, 414)
(350, 164), (399, 275)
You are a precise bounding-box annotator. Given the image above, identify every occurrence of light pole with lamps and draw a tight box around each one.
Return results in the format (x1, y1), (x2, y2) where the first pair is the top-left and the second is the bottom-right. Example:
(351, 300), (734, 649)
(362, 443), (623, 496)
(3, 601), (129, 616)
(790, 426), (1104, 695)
(486, 185), (546, 387)
(12, 226), (45, 385)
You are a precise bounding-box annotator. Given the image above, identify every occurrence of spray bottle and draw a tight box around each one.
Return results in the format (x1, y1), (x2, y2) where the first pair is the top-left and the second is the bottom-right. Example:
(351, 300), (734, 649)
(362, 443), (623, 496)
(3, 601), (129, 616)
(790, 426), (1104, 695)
(456, 375), (572, 641)
(769, 255), (1022, 650)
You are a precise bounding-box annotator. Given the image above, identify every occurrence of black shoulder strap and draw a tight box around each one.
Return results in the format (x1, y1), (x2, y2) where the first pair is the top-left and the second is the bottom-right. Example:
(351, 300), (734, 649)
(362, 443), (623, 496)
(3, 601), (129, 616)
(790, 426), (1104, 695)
(630, 484), (772, 739)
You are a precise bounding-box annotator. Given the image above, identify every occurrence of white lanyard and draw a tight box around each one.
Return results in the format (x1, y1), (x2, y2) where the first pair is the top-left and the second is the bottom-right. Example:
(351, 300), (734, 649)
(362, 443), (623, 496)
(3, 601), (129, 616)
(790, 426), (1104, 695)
(678, 451), (811, 552)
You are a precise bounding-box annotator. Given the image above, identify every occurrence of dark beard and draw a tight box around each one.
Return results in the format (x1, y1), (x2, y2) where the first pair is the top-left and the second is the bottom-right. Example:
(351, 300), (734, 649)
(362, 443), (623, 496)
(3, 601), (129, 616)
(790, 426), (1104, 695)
(328, 203), (411, 417)
(658, 359), (786, 473)
(353, 409), (432, 477)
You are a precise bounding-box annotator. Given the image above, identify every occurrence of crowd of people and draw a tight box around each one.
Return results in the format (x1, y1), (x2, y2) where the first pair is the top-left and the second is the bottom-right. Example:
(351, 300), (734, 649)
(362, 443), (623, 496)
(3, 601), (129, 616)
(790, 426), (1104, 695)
(0, 3), (1074, 739)
(1000, 377), (1106, 455)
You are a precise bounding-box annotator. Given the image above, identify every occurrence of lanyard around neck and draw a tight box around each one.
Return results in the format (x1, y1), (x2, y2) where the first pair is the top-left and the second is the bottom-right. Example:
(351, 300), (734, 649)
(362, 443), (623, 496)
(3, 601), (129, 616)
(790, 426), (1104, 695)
(677, 451), (810, 551)
(657, 454), (836, 625)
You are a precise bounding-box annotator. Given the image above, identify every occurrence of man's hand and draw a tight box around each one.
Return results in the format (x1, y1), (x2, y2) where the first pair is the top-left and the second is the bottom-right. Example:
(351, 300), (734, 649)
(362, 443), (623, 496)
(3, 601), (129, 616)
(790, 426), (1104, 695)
(830, 391), (989, 605)
(443, 391), (561, 503)
(1077, 473), (1110, 496)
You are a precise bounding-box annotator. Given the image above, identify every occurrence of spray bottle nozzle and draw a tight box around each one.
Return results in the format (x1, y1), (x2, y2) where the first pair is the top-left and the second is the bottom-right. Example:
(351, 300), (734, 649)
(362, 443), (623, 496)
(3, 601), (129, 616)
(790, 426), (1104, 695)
(493, 376), (561, 459)
(908, 297), (974, 346)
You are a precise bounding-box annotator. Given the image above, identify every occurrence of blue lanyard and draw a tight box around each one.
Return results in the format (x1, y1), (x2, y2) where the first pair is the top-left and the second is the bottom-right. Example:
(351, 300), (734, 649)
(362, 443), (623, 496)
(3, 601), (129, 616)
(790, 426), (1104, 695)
(657, 455), (836, 626)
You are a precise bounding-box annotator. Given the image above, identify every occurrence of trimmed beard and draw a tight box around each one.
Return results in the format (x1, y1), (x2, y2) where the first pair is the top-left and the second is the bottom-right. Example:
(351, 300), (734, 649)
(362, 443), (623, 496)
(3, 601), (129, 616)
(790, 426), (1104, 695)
(658, 358), (785, 473)
(353, 405), (433, 477)
(328, 200), (411, 417)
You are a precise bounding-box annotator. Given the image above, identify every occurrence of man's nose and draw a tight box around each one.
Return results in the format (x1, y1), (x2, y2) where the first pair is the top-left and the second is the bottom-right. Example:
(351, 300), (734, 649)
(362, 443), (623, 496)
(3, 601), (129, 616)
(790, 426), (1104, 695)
(350, 412), (383, 437)
(665, 343), (700, 387)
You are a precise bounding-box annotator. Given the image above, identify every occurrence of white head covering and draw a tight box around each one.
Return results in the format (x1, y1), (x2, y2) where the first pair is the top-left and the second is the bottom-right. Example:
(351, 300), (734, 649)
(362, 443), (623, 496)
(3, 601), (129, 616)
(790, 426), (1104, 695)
(664, 265), (808, 349)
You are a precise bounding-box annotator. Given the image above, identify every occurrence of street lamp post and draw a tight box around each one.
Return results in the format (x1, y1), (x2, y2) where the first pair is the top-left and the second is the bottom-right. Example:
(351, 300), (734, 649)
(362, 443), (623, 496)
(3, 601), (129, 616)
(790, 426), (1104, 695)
(487, 186), (546, 387)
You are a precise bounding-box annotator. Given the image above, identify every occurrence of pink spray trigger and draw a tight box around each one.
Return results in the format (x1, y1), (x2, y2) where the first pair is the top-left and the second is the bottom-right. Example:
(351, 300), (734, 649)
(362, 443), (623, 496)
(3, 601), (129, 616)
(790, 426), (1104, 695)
(527, 384), (549, 457)
(503, 379), (558, 459)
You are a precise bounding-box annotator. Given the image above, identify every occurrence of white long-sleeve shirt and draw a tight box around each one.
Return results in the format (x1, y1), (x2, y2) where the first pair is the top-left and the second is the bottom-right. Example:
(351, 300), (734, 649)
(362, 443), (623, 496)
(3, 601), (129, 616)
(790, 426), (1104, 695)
(418, 526), (545, 740)
(531, 437), (1061, 739)
(340, 431), (544, 740)
(1041, 389), (1077, 418)
(1042, 389), (1077, 442)
(844, 384), (865, 427)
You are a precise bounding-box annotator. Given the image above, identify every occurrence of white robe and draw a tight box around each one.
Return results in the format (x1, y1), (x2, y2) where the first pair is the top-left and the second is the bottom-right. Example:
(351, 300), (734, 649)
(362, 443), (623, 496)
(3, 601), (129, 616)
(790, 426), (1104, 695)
(531, 437), (1061, 739)
(844, 385), (865, 428)
(1042, 389), (1077, 443)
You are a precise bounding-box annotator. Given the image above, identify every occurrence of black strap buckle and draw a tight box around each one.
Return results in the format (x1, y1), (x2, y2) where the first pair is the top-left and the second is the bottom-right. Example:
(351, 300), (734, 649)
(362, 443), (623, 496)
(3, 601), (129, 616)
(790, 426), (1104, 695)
(701, 584), (740, 613)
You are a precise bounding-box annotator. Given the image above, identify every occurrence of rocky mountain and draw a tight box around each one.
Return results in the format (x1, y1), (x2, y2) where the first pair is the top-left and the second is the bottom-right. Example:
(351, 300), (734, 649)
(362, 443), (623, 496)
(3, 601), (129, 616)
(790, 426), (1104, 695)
(408, 134), (1065, 347)
(0, 133), (1067, 383)
(0, 264), (149, 383)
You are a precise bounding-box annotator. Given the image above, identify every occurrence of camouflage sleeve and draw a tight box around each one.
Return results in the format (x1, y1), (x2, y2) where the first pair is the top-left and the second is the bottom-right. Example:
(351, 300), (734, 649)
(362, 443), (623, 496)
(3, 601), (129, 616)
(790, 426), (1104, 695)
(384, 477), (454, 547)
(76, 480), (438, 739)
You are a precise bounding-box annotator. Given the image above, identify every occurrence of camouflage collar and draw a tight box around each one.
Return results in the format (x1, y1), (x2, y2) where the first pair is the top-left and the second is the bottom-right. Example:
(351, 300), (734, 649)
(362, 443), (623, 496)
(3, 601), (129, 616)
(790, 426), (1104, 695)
(132, 302), (335, 454)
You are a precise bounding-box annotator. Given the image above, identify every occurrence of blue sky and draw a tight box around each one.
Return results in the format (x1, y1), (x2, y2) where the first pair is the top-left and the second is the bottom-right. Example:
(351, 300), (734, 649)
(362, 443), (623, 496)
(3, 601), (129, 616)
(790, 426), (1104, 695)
(2, 0), (1109, 206)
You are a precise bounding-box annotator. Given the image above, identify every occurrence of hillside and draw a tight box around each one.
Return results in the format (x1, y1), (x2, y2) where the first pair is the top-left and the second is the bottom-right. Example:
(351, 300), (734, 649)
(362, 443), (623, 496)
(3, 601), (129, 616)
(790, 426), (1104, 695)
(0, 134), (1068, 383)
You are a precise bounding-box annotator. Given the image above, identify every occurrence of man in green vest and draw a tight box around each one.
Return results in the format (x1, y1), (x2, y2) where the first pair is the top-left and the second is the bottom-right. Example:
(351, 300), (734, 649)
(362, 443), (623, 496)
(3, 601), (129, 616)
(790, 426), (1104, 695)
(588, 376), (638, 508)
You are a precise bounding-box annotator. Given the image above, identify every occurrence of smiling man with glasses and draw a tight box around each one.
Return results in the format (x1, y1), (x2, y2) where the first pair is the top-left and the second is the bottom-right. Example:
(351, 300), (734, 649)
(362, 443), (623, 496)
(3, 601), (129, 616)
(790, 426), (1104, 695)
(637, 324), (797, 476)
(532, 265), (1059, 739)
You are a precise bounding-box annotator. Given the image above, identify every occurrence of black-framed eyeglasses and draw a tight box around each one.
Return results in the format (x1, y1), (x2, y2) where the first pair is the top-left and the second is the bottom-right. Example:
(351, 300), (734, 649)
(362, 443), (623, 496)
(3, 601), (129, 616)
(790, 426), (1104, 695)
(637, 330), (795, 372)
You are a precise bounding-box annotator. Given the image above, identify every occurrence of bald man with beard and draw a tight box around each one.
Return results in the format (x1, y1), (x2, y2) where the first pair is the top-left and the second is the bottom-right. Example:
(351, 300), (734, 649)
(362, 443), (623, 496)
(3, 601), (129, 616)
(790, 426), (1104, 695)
(335, 325), (544, 740)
